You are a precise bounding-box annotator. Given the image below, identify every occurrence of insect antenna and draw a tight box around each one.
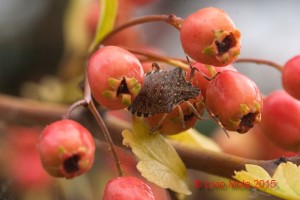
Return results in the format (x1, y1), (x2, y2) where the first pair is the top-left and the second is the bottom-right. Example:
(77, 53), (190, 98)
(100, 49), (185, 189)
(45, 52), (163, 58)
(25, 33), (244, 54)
(185, 54), (216, 81)
(203, 104), (230, 138)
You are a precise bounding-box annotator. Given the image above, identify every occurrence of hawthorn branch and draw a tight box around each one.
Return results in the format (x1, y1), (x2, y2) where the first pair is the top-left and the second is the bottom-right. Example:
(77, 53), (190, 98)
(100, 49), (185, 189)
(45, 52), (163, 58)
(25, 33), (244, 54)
(0, 93), (298, 180)
(235, 58), (283, 72)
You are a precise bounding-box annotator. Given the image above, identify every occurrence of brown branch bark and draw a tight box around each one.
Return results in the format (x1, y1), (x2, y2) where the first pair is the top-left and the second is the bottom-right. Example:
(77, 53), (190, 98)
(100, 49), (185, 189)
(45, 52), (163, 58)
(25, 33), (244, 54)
(0, 93), (298, 180)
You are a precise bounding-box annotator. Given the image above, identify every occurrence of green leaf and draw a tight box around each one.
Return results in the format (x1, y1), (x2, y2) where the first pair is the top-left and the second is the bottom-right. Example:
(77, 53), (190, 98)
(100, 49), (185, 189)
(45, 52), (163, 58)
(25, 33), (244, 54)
(122, 117), (192, 195)
(89, 0), (118, 52)
(233, 162), (300, 199)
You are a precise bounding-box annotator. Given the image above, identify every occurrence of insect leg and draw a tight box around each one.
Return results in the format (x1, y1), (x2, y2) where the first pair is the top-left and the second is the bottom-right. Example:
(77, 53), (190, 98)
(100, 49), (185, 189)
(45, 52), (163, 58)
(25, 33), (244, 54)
(150, 113), (168, 134)
(185, 101), (204, 120)
(177, 105), (185, 129)
(146, 62), (161, 75)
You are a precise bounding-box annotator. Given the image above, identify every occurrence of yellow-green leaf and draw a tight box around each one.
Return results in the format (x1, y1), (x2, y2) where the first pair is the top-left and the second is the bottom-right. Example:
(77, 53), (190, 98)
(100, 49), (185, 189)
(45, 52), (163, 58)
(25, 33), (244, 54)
(167, 128), (221, 152)
(89, 0), (118, 52)
(233, 162), (300, 200)
(122, 117), (191, 195)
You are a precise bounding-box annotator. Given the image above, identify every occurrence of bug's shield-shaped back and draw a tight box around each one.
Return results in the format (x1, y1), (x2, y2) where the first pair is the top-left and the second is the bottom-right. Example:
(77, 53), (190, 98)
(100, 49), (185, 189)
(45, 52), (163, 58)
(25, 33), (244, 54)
(128, 67), (200, 117)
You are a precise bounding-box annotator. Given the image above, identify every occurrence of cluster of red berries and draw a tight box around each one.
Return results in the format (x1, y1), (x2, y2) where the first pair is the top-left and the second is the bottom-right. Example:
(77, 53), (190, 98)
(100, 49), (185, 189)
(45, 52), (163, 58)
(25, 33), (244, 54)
(36, 4), (300, 199)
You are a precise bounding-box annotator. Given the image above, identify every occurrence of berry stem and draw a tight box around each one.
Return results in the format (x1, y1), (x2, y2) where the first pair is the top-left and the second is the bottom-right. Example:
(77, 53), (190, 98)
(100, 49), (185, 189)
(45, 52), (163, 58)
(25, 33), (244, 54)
(62, 99), (87, 120)
(124, 47), (189, 70)
(83, 73), (124, 177)
(89, 14), (184, 56)
(236, 58), (283, 72)
(87, 99), (124, 177)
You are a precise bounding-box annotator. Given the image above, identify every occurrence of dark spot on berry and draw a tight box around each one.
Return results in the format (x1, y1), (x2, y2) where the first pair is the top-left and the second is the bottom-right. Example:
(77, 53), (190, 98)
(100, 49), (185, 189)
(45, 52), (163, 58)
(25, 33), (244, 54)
(64, 154), (80, 173)
(184, 112), (195, 121)
(117, 78), (130, 96)
(215, 33), (236, 54)
(237, 112), (258, 133)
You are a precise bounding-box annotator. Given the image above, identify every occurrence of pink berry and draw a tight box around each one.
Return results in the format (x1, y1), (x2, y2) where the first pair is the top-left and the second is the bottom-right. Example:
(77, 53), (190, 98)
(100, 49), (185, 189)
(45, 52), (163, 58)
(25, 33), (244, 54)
(259, 90), (300, 152)
(5, 126), (52, 190)
(145, 98), (203, 135)
(205, 71), (263, 133)
(282, 55), (300, 100)
(180, 7), (241, 66)
(88, 46), (144, 110)
(38, 119), (95, 178)
(186, 62), (237, 99)
(102, 176), (155, 200)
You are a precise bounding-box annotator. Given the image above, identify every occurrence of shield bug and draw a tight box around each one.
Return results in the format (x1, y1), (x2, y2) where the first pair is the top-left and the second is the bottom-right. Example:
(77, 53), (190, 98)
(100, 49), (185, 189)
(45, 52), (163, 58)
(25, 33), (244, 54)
(128, 63), (202, 132)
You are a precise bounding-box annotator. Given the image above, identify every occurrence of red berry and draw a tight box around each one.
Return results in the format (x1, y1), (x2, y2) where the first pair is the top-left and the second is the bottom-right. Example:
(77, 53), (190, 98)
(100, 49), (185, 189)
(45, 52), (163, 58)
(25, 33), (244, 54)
(282, 55), (300, 100)
(38, 119), (95, 178)
(180, 7), (241, 66)
(4, 126), (52, 190)
(129, 0), (158, 6)
(259, 90), (300, 152)
(187, 62), (237, 99)
(102, 176), (155, 200)
(144, 98), (203, 135)
(88, 46), (144, 110)
(205, 71), (263, 133)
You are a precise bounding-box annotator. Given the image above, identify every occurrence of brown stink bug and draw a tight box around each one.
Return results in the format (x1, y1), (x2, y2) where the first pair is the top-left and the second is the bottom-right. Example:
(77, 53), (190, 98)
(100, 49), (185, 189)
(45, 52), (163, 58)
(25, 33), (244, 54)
(128, 63), (202, 132)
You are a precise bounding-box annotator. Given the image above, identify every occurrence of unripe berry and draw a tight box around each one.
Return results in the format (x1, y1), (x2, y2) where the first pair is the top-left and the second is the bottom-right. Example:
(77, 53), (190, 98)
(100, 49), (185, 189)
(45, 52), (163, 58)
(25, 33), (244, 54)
(88, 46), (144, 110)
(259, 90), (300, 152)
(38, 119), (95, 179)
(102, 176), (155, 200)
(187, 63), (237, 99)
(282, 55), (300, 100)
(180, 7), (241, 66)
(144, 98), (203, 135)
(205, 71), (263, 133)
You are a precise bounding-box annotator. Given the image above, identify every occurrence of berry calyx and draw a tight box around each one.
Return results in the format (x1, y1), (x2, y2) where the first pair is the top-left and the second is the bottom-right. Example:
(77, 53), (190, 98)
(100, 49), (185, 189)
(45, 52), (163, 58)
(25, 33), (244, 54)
(38, 119), (95, 178)
(88, 46), (144, 110)
(102, 176), (155, 200)
(282, 55), (300, 100)
(259, 90), (300, 152)
(205, 71), (263, 133)
(180, 7), (241, 66)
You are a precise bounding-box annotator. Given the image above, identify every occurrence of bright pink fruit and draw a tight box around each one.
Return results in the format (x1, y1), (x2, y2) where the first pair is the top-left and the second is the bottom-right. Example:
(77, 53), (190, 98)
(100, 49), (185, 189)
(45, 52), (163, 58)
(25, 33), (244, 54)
(102, 176), (155, 200)
(4, 126), (52, 190)
(38, 119), (95, 178)
(88, 46), (144, 110)
(259, 90), (300, 152)
(180, 7), (241, 66)
(186, 62), (237, 99)
(205, 71), (263, 133)
(282, 55), (300, 100)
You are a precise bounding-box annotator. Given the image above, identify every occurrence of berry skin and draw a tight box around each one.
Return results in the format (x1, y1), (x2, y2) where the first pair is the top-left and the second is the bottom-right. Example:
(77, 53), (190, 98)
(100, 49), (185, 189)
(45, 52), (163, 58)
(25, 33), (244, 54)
(144, 98), (203, 135)
(102, 176), (155, 200)
(282, 55), (300, 100)
(180, 7), (241, 66)
(186, 62), (237, 99)
(88, 46), (144, 110)
(38, 119), (95, 179)
(259, 90), (300, 152)
(4, 126), (51, 190)
(205, 71), (263, 133)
